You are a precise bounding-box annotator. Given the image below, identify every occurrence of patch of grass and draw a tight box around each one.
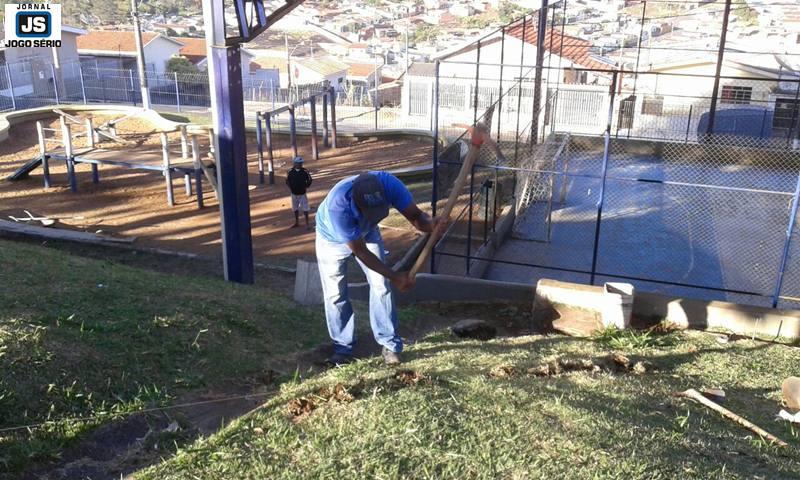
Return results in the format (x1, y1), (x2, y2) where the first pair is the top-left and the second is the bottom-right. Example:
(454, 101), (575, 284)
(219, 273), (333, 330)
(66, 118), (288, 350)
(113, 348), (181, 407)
(139, 330), (800, 479)
(0, 239), (333, 473)
(594, 325), (682, 350)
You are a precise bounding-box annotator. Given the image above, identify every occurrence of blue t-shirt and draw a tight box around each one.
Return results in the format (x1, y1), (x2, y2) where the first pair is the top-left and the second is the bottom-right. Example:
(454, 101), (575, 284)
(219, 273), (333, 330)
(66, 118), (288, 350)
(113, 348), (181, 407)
(317, 171), (413, 243)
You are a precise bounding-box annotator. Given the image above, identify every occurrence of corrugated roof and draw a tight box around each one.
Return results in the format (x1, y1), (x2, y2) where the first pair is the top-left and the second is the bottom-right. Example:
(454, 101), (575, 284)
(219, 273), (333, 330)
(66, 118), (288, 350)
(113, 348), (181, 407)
(298, 56), (348, 76)
(348, 62), (378, 78)
(506, 20), (613, 71)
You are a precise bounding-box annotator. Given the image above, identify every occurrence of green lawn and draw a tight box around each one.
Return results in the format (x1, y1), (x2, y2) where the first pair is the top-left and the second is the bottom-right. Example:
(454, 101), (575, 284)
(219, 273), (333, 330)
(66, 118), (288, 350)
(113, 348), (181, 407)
(139, 329), (800, 479)
(0, 239), (331, 474)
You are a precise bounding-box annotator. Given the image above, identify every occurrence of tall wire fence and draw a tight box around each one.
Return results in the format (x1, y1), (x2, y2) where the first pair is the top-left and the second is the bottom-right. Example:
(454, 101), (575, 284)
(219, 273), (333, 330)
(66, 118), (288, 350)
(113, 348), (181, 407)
(427, 2), (800, 310)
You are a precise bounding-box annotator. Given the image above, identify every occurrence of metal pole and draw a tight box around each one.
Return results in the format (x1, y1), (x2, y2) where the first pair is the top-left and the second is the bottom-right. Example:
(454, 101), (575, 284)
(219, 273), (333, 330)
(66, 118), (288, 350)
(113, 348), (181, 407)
(685, 104), (693, 142)
(513, 16), (527, 165)
(289, 105), (298, 157)
(329, 86), (338, 148)
(466, 166), (475, 274)
(285, 33), (292, 92)
(374, 53), (379, 130)
(265, 112), (275, 184)
(322, 91), (329, 147)
(772, 169), (800, 308)
(50, 64), (60, 104)
(430, 60), (441, 274)
(5, 64), (16, 110)
(497, 27), (505, 144)
(202, 0), (254, 283)
(310, 95), (319, 160)
(706, 0), (733, 136)
(787, 80), (800, 147)
(174, 72), (181, 112)
(256, 112), (265, 184)
(632, 0), (647, 96)
(531, 0), (549, 145)
(78, 63), (87, 104)
(589, 71), (618, 284)
(473, 40), (481, 124)
(131, 0), (151, 108)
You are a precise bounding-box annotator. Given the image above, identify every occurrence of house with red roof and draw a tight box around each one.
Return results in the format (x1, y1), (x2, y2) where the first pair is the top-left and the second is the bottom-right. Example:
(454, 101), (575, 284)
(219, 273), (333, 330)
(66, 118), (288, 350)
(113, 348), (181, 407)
(77, 31), (184, 73)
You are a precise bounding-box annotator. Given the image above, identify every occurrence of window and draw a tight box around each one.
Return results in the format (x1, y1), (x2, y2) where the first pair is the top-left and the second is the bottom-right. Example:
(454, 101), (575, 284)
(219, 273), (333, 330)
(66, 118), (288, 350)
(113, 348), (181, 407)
(721, 85), (752, 105)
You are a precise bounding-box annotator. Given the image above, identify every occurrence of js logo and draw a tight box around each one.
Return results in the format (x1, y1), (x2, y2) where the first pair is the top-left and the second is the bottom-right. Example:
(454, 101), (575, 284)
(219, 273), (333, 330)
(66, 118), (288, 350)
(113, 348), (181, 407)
(3, 3), (62, 47)
(16, 12), (52, 37)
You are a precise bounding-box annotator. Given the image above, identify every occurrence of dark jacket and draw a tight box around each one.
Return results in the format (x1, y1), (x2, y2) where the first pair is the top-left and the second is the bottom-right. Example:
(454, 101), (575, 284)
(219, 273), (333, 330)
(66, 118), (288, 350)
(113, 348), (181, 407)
(286, 167), (313, 195)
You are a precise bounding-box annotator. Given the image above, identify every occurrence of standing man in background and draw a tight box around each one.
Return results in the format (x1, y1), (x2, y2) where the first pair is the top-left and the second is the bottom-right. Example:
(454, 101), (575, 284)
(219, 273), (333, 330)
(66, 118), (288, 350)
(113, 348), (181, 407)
(315, 171), (448, 366)
(286, 156), (313, 229)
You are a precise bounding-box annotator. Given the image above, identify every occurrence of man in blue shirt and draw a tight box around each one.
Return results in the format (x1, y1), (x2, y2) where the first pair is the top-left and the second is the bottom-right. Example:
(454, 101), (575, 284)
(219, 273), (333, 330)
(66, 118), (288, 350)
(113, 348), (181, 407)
(316, 171), (447, 366)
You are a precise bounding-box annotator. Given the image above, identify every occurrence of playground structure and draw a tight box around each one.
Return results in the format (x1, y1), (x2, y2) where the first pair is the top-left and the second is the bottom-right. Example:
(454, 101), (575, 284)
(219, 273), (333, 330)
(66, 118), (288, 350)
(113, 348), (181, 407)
(254, 85), (337, 185)
(16, 109), (214, 208)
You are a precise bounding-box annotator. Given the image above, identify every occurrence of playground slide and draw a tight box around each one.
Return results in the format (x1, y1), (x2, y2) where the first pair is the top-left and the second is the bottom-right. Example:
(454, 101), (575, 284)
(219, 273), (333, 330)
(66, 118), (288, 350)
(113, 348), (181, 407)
(7, 156), (43, 181)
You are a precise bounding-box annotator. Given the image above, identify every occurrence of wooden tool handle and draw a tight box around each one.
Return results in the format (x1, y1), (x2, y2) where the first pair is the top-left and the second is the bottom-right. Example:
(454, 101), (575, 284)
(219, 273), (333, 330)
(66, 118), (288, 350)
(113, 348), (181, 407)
(409, 124), (489, 279)
(675, 389), (788, 447)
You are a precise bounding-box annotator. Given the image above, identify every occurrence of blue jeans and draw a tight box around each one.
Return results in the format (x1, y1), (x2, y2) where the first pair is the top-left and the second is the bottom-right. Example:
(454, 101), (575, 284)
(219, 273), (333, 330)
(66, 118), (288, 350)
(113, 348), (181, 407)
(315, 229), (402, 356)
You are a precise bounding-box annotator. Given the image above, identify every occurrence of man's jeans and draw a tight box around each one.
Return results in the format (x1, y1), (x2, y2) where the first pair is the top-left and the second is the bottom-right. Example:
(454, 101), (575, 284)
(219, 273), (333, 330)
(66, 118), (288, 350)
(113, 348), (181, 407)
(315, 230), (402, 356)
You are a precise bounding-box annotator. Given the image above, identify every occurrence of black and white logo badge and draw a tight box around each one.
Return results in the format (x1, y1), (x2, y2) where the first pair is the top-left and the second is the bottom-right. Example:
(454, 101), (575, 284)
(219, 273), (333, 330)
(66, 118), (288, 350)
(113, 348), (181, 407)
(4, 3), (62, 48)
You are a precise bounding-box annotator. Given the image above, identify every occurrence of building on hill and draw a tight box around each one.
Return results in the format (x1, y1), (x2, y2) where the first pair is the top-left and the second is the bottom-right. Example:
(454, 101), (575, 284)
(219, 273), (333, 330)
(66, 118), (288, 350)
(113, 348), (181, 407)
(77, 31), (184, 73)
(0, 26), (86, 101)
(250, 55), (348, 90)
(171, 36), (255, 75)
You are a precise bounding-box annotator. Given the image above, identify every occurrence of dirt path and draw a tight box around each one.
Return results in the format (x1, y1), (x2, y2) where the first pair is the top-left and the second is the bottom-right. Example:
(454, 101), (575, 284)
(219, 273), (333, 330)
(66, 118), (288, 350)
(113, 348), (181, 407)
(0, 116), (432, 266)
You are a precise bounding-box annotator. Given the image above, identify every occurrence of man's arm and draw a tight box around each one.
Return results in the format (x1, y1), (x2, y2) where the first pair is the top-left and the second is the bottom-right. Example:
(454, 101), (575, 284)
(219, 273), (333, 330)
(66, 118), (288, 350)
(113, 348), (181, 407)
(346, 237), (413, 292)
(400, 203), (449, 237)
(305, 170), (313, 187)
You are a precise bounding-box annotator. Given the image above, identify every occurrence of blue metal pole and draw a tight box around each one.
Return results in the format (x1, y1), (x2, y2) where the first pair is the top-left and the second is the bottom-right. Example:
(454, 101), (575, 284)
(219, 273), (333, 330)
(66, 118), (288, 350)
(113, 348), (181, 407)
(205, 40), (254, 282)
(589, 71), (618, 285)
(430, 60), (441, 274)
(289, 105), (298, 158)
(772, 170), (800, 308)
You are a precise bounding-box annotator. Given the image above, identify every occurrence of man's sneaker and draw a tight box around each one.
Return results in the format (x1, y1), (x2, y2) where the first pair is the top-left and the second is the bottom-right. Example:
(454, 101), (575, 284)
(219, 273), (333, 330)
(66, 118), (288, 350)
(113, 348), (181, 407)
(325, 353), (354, 366)
(382, 347), (402, 366)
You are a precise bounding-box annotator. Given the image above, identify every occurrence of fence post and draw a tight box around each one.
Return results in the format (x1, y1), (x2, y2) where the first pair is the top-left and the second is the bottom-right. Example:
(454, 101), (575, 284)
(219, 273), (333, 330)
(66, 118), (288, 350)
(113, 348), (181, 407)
(255, 112), (265, 185)
(329, 86), (338, 148)
(78, 63), (87, 104)
(5, 64), (16, 110)
(685, 104), (693, 142)
(289, 105), (298, 158)
(473, 40), (481, 124)
(589, 71), (619, 285)
(310, 95), (319, 160)
(50, 64), (61, 104)
(706, 0), (733, 136)
(773, 168), (800, 308)
(174, 72), (181, 112)
(265, 112), (275, 184)
(191, 134), (204, 208)
(531, 0), (549, 145)
(130, 69), (136, 106)
(513, 16), (527, 167)
(322, 91), (329, 147)
(430, 60), (441, 274)
(787, 81), (800, 148)
(497, 27), (506, 143)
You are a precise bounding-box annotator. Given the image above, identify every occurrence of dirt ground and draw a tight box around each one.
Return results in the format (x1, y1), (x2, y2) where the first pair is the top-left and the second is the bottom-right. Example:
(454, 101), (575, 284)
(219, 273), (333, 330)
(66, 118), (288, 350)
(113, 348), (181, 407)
(0, 115), (433, 266)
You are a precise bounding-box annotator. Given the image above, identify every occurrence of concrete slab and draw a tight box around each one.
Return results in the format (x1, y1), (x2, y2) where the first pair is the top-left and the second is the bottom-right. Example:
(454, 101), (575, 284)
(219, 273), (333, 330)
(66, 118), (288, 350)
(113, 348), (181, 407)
(293, 259), (323, 306)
